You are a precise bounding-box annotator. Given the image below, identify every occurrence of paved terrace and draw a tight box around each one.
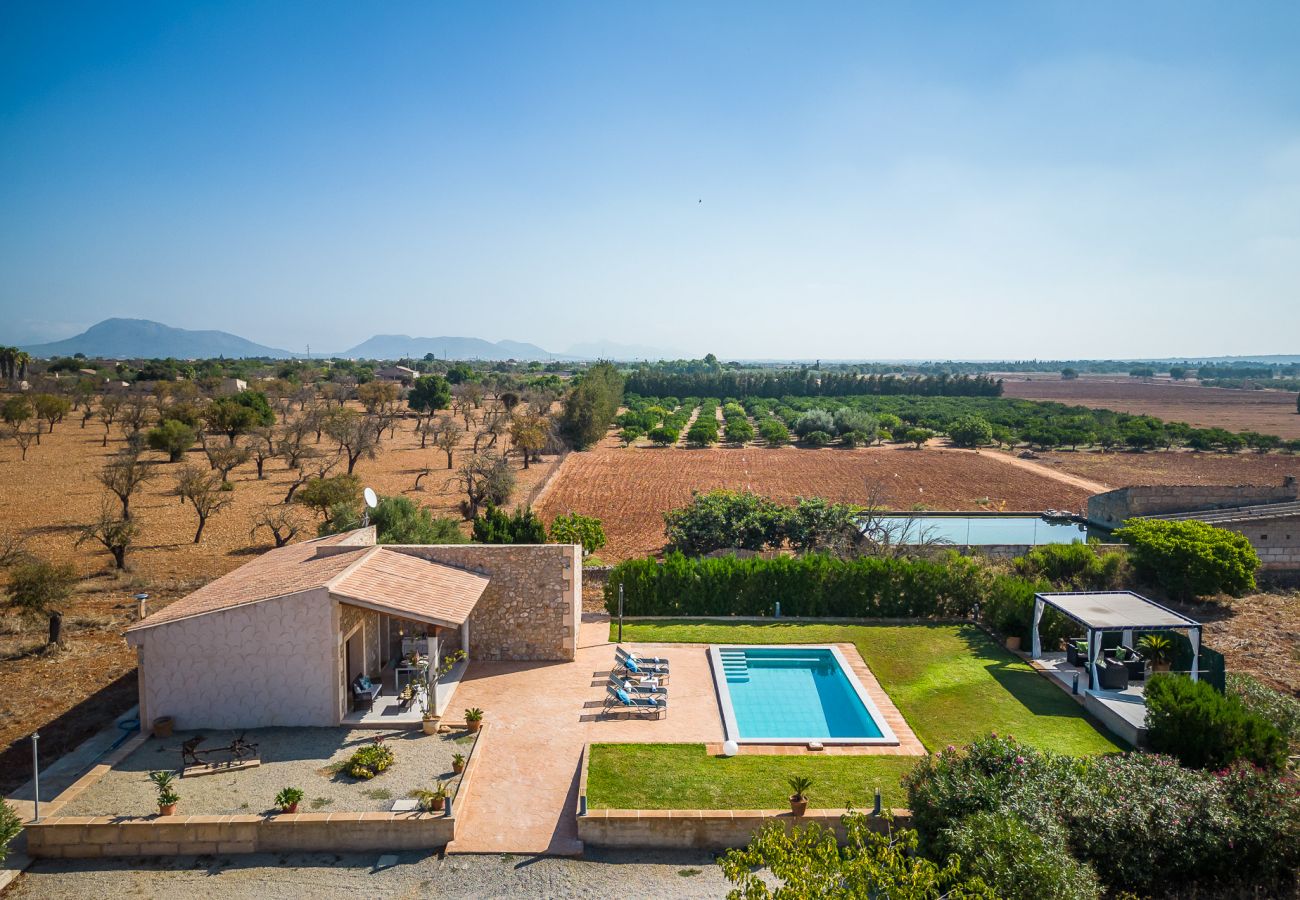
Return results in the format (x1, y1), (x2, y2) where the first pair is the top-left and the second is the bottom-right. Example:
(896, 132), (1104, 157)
(446, 616), (921, 855)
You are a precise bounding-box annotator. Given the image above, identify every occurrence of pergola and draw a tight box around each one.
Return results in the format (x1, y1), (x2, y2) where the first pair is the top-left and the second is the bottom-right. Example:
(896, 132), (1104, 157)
(1031, 591), (1203, 692)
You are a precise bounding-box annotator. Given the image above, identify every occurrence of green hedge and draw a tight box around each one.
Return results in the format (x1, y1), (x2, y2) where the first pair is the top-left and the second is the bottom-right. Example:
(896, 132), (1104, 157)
(605, 551), (1049, 620)
(1145, 674), (1289, 771)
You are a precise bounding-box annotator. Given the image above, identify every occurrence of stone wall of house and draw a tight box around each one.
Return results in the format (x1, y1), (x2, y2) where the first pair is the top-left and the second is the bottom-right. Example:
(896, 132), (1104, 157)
(391, 544), (581, 661)
(127, 588), (338, 730)
(1087, 478), (1298, 528)
(337, 603), (382, 676)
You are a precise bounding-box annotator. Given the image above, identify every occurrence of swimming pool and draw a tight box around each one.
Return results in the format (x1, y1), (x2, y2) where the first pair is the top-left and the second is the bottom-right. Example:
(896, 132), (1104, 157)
(866, 514), (1090, 546)
(709, 645), (897, 745)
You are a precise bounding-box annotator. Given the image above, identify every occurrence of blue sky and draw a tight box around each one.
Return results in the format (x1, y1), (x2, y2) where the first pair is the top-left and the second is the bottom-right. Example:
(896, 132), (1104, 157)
(2, 1), (1298, 358)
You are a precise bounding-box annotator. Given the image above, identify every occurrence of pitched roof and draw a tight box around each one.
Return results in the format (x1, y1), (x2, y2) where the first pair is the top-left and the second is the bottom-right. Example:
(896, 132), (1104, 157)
(126, 533), (371, 632)
(330, 548), (489, 627)
(126, 532), (490, 633)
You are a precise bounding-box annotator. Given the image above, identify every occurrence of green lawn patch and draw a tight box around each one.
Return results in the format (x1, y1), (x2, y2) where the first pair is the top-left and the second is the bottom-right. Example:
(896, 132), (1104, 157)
(612, 620), (1123, 756)
(586, 743), (914, 810)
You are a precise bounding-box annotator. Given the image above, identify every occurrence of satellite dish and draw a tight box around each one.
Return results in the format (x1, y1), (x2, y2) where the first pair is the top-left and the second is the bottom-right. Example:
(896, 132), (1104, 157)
(363, 487), (378, 509)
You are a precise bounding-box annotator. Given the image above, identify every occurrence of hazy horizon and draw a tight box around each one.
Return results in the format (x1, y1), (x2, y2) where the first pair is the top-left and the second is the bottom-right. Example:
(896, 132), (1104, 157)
(3, 2), (1299, 359)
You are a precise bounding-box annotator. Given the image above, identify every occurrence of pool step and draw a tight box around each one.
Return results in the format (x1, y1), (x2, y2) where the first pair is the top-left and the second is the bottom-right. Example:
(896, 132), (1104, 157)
(718, 648), (750, 683)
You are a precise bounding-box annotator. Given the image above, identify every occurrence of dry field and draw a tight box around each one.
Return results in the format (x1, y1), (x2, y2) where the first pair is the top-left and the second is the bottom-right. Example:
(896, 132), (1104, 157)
(536, 441), (1091, 562)
(1024, 449), (1300, 490)
(0, 404), (562, 790)
(1000, 374), (1300, 439)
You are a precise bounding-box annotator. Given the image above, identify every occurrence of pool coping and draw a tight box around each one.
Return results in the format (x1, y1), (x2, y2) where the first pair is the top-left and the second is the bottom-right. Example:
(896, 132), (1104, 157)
(709, 645), (900, 746)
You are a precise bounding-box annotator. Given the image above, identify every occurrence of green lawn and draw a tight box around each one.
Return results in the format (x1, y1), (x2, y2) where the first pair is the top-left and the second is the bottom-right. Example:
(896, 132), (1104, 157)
(588, 621), (1121, 810)
(587, 743), (914, 810)
(612, 620), (1123, 755)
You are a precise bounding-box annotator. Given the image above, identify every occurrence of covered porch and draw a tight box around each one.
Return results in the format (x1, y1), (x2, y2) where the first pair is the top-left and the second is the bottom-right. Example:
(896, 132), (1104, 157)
(1030, 590), (1203, 746)
(331, 549), (491, 728)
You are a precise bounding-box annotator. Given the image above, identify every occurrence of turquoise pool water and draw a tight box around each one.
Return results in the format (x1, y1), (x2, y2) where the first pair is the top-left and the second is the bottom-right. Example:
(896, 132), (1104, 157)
(869, 514), (1088, 546)
(713, 646), (889, 741)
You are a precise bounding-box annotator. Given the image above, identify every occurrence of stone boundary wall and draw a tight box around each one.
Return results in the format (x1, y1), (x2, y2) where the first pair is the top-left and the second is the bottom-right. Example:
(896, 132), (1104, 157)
(575, 743), (912, 850)
(391, 544), (582, 661)
(1087, 479), (1298, 528)
(25, 810), (454, 858)
(1231, 517), (1300, 570)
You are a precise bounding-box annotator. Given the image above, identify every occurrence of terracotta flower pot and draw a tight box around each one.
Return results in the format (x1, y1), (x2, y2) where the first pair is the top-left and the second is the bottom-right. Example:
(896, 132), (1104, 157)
(1005, 636), (1022, 651)
(452, 761), (465, 774)
(284, 802), (299, 814)
(430, 797), (446, 812)
(422, 718), (440, 735)
(466, 720), (482, 734)
(789, 796), (807, 816)
(159, 803), (177, 817)
(152, 717), (174, 739)
(1152, 662), (1172, 673)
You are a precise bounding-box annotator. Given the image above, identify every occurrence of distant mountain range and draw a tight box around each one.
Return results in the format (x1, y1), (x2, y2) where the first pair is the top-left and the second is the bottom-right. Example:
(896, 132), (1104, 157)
(23, 318), (294, 359)
(18, 318), (677, 362)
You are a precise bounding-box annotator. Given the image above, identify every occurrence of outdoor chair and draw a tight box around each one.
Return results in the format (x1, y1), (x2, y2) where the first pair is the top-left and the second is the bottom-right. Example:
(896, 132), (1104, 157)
(1066, 640), (1089, 667)
(1097, 658), (1130, 691)
(615, 646), (669, 667)
(602, 684), (668, 719)
(351, 675), (381, 711)
(614, 655), (669, 683)
(1105, 646), (1146, 681)
(609, 675), (667, 696)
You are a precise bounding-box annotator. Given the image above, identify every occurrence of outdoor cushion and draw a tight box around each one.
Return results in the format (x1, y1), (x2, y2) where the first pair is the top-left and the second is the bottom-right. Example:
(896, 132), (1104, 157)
(616, 688), (631, 704)
(359, 676), (372, 690)
(624, 658), (640, 673)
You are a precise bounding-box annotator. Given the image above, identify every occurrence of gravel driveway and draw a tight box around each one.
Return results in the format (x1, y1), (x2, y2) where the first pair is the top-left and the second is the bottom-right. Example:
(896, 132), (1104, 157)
(58, 726), (474, 817)
(9, 849), (733, 899)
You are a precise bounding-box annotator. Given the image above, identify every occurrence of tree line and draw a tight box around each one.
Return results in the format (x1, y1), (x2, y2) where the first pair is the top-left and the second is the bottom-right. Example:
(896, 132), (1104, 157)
(624, 369), (1003, 399)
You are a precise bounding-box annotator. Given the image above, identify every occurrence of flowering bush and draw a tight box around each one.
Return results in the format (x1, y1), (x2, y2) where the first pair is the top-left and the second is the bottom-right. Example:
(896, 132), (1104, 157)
(344, 742), (394, 779)
(941, 811), (1100, 900)
(904, 734), (1300, 896)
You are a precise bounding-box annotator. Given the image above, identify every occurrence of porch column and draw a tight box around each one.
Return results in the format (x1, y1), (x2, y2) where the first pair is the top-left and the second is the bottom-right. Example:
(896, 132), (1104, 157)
(1088, 628), (1101, 692)
(461, 619), (470, 660)
(1189, 627), (1201, 682)
(1121, 628), (1133, 649)
(431, 630), (440, 715)
(1031, 596), (1045, 659)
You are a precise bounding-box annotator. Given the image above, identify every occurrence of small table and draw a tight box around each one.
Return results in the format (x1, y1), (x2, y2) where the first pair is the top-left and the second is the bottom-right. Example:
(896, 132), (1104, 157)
(396, 684), (416, 710)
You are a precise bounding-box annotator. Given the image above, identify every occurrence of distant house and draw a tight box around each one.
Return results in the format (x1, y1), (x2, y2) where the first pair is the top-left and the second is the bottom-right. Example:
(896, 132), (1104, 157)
(124, 528), (580, 729)
(375, 365), (418, 385)
(218, 377), (248, 395)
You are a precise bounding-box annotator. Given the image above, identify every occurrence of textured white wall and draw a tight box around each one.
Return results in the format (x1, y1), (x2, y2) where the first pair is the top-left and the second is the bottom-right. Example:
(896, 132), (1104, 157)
(131, 588), (338, 729)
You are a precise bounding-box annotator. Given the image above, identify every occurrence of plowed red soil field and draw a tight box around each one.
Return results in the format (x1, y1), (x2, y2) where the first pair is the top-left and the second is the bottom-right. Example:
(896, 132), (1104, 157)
(1023, 449), (1300, 489)
(1000, 375), (1300, 439)
(536, 443), (1090, 562)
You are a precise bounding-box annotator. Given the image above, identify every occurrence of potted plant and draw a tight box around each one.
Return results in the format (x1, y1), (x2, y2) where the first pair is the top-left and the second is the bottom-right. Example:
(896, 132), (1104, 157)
(275, 786), (304, 814)
(464, 708), (484, 734)
(413, 781), (449, 813)
(150, 770), (179, 816)
(1138, 634), (1173, 672)
(787, 775), (812, 816)
(415, 675), (439, 735)
(451, 752), (466, 775)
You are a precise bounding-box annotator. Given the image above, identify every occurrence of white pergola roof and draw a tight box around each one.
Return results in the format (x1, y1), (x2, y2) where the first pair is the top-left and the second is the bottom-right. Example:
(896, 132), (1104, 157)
(1034, 591), (1199, 631)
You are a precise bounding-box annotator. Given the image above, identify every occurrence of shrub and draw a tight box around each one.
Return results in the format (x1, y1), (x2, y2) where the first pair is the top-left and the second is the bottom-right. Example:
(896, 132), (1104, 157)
(904, 427), (934, 448)
(801, 429), (833, 447)
(793, 408), (834, 437)
(146, 419), (196, 462)
(1228, 672), (1300, 751)
(548, 512), (607, 556)
(606, 550), (1004, 618)
(345, 742), (395, 779)
(0, 801), (20, 864)
(723, 417), (754, 444)
(663, 490), (787, 555)
(1114, 518), (1259, 600)
(941, 811), (1100, 900)
(560, 362), (624, 450)
(471, 504), (546, 544)
(647, 425), (679, 446)
(1145, 673), (1288, 771)
(1012, 543), (1126, 591)
(905, 734), (1300, 896)
(758, 417), (790, 446)
(274, 786), (304, 811)
(371, 495), (466, 544)
(685, 419), (718, 447)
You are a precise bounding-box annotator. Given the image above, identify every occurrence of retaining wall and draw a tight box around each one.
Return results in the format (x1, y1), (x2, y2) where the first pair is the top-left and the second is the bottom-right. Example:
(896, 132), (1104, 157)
(1087, 479), (1298, 528)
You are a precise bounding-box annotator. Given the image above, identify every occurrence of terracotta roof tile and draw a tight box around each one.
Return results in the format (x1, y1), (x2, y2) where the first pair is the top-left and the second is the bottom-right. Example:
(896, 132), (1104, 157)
(330, 549), (489, 626)
(126, 532), (372, 632)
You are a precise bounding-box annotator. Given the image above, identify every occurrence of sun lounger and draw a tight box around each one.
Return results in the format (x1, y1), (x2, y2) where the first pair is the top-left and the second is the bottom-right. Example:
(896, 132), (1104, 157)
(609, 675), (667, 696)
(615, 646), (668, 666)
(602, 684), (668, 718)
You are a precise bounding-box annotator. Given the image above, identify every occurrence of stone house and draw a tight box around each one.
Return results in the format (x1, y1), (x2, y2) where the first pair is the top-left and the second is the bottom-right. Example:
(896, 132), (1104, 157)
(124, 528), (581, 730)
